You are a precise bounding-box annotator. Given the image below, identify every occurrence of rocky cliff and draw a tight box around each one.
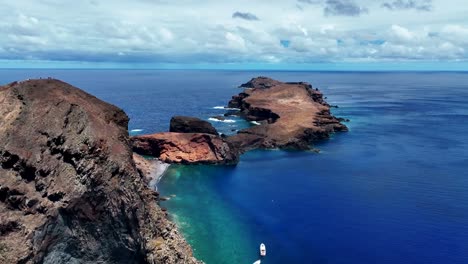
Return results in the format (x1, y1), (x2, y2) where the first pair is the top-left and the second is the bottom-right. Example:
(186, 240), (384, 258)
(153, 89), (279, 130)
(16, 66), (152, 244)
(0, 79), (200, 264)
(227, 77), (348, 152)
(132, 132), (239, 165)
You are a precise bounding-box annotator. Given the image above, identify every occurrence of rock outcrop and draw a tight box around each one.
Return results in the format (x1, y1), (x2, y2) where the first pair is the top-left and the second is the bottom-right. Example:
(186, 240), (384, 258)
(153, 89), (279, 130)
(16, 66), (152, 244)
(227, 77), (348, 152)
(170, 116), (218, 135)
(0, 79), (200, 264)
(132, 133), (239, 165)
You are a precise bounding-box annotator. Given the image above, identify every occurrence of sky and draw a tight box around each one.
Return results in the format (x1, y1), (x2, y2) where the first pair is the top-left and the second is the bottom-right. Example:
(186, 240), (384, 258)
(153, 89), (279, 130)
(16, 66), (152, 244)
(0, 0), (468, 69)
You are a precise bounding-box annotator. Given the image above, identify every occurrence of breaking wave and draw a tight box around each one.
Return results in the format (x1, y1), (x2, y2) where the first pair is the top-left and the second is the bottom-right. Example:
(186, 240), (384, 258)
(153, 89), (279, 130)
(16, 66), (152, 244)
(208, 118), (236, 123)
(212, 106), (240, 111)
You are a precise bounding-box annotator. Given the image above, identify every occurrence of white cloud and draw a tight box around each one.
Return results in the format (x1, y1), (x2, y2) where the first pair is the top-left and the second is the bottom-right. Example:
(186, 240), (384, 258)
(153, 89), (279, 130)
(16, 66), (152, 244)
(390, 25), (415, 42)
(159, 28), (174, 42)
(224, 32), (247, 51)
(0, 0), (467, 64)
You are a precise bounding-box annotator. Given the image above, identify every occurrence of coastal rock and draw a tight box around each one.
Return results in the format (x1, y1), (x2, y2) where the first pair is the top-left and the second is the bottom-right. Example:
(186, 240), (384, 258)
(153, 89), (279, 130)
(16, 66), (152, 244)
(132, 132), (239, 165)
(133, 153), (170, 191)
(170, 116), (218, 135)
(0, 79), (200, 264)
(227, 77), (348, 152)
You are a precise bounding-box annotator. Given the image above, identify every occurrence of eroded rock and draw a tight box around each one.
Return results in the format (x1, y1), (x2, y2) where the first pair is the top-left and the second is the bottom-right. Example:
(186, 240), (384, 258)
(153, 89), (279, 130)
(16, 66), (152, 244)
(132, 132), (239, 165)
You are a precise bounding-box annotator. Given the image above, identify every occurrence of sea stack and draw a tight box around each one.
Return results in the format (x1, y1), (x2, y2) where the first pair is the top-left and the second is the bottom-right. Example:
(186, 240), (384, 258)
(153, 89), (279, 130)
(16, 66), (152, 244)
(0, 79), (201, 264)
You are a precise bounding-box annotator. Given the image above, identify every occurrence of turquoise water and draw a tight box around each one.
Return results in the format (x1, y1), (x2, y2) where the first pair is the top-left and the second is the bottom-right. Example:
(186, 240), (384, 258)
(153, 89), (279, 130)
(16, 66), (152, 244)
(160, 165), (257, 263)
(1, 70), (468, 264)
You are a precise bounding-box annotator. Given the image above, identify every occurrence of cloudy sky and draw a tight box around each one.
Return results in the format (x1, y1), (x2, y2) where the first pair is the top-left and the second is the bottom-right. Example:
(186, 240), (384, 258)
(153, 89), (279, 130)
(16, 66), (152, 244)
(1, 0), (467, 69)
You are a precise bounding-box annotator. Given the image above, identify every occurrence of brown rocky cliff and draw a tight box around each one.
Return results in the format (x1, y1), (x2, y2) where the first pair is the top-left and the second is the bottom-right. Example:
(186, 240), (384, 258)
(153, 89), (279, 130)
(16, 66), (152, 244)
(0, 79), (201, 264)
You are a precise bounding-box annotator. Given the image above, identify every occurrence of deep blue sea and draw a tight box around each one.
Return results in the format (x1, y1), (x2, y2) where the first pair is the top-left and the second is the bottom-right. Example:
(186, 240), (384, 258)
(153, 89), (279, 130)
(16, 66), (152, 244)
(1, 70), (468, 264)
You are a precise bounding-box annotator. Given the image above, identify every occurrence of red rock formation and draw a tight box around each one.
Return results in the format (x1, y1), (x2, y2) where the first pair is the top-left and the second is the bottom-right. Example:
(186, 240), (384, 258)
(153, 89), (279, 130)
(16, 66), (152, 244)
(0, 79), (200, 264)
(132, 132), (239, 165)
(227, 77), (348, 152)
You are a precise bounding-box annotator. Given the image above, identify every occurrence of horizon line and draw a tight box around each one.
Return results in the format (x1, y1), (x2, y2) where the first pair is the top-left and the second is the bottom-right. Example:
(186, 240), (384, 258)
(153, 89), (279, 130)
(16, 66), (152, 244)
(0, 68), (467, 73)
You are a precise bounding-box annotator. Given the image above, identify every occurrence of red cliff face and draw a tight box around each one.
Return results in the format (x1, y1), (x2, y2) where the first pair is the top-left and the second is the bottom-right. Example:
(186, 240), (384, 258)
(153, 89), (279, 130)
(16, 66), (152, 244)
(227, 77), (348, 152)
(0, 79), (200, 264)
(132, 132), (239, 165)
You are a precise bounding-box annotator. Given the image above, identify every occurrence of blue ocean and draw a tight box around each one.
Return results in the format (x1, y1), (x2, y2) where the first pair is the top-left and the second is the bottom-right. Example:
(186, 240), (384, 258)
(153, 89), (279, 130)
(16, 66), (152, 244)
(1, 70), (467, 264)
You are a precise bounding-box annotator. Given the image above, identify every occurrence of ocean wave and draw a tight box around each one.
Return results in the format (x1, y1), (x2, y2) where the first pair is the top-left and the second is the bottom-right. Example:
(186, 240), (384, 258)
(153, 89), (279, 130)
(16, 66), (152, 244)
(212, 106), (240, 111)
(250, 121), (261, 125)
(208, 118), (236, 123)
(130, 129), (144, 132)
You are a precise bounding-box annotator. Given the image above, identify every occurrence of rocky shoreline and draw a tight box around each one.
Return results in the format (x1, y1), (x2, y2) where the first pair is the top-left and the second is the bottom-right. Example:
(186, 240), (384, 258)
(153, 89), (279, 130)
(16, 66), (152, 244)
(133, 153), (170, 191)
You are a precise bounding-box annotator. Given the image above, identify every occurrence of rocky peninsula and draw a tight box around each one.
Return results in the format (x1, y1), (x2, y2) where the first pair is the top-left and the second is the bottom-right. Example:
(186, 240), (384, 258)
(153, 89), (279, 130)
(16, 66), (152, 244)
(132, 77), (348, 163)
(0, 79), (200, 264)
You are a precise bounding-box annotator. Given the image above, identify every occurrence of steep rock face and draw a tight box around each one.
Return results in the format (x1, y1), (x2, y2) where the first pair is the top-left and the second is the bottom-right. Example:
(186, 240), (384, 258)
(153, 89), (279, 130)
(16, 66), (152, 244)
(169, 116), (218, 135)
(132, 133), (239, 165)
(0, 79), (200, 264)
(227, 77), (348, 152)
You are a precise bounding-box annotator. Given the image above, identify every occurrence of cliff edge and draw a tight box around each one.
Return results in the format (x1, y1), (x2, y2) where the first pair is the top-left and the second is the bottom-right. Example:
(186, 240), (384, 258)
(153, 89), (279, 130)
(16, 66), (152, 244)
(0, 79), (200, 264)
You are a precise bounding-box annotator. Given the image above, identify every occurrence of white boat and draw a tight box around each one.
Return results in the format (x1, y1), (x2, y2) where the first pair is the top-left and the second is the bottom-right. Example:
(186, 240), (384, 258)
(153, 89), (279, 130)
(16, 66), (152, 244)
(260, 243), (266, 257)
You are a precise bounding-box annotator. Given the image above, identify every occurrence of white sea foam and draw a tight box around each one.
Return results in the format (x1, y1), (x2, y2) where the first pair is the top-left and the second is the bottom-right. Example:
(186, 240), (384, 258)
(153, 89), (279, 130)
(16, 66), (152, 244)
(208, 118), (236, 123)
(149, 160), (171, 191)
(250, 121), (261, 125)
(212, 106), (240, 111)
(130, 129), (144, 132)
